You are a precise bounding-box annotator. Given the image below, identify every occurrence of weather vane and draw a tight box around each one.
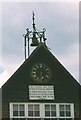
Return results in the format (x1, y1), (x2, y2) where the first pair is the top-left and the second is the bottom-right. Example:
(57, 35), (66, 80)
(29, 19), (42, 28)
(23, 12), (47, 60)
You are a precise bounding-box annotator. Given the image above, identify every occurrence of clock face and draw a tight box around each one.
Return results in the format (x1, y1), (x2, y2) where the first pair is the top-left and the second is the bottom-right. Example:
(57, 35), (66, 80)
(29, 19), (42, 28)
(32, 63), (51, 82)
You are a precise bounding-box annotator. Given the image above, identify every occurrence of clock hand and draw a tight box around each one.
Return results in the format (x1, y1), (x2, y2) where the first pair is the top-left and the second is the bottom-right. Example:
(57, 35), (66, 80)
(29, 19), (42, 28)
(39, 71), (44, 80)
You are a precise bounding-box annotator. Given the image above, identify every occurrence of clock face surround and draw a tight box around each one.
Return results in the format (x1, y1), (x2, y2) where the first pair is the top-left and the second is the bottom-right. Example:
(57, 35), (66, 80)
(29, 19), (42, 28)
(31, 63), (51, 82)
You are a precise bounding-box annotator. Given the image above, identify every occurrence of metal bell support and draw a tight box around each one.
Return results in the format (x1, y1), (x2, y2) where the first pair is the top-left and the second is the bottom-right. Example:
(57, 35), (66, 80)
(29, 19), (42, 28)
(23, 12), (47, 60)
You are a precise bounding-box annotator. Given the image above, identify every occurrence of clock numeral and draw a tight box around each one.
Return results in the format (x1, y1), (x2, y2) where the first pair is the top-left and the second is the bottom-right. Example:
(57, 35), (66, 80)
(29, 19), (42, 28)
(39, 64), (42, 68)
(33, 74), (36, 77)
(46, 68), (49, 71)
(44, 75), (48, 78)
(33, 68), (36, 71)
(32, 71), (36, 74)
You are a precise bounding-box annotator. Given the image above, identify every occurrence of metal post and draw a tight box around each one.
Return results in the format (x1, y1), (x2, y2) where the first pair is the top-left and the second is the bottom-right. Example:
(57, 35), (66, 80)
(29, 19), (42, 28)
(24, 35), (27, 60)
(28, 37), (30, 57)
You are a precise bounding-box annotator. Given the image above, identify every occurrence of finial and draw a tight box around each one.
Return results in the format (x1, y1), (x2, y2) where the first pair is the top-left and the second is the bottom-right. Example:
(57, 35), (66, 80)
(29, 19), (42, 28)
(32, 11), (35, 31)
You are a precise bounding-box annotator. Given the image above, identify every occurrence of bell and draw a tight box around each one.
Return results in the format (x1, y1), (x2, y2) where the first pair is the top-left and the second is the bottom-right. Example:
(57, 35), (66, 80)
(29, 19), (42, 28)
(30, 35), (39, 46)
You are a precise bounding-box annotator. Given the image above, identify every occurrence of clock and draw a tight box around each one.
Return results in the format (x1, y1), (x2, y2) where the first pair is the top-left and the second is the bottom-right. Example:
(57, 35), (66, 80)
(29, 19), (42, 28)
(32, 63), (51, 82)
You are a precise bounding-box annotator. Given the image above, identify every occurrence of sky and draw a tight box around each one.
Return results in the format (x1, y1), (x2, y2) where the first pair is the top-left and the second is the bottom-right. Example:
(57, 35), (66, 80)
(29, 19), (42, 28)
(0, 1), (80, 88)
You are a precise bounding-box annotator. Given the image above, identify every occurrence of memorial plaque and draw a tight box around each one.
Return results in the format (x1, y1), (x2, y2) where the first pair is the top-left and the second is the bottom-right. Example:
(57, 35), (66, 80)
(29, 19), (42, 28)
(29, 85), (54, 100)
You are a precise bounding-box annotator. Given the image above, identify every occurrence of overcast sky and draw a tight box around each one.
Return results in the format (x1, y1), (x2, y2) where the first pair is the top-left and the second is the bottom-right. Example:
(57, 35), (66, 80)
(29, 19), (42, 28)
(0, 1), (80, 88)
